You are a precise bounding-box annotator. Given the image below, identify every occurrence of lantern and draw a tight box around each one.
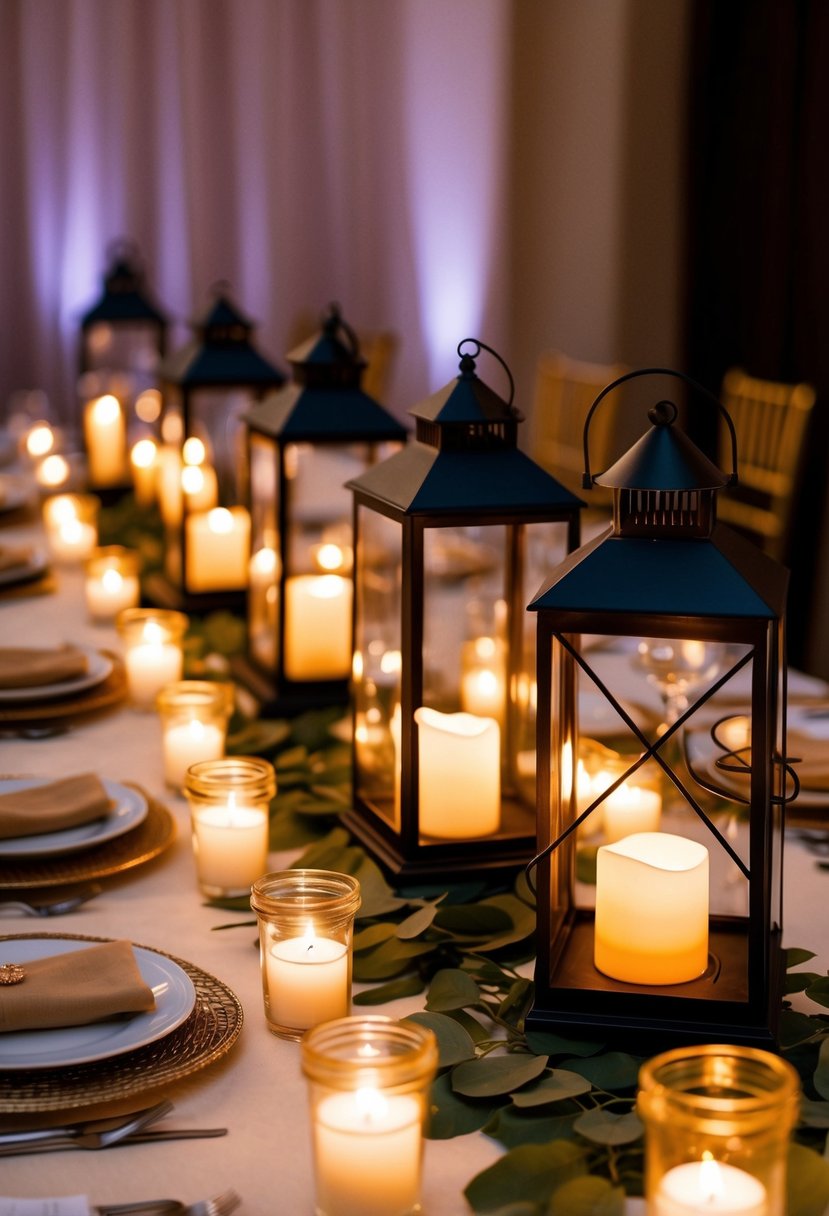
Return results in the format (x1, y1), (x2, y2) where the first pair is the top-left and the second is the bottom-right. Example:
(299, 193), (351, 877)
(146, 286), (285, 610)
(235, 304), (407, 711)
(526, 368), (792, 1050)
(342, 340), (583, 881)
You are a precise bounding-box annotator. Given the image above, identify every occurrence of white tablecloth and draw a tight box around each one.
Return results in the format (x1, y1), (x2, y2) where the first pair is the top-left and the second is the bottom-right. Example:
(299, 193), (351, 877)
(0, 510), (826, 1216)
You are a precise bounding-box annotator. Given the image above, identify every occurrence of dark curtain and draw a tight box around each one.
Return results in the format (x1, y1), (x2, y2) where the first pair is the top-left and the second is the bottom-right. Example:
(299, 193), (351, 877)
(684, 0), (829, 670)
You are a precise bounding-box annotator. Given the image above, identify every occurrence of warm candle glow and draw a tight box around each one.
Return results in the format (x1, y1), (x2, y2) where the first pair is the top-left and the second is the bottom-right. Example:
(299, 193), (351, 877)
(185, 506), (250, 592)
(84, 393), (127, 486)
(130, 438), (158, 506)
(191, 794), (269, 895)
(601, 780), (662, 843)
(266, 923), (350, 1031)
(26, 423), (55, 458)
(655, 1152), (768, 1216)
(85, 562), (140, 622)
(120, 614), (185, 708)
(135, 389), (162, 423)
(284, 574), (352, 680)
(183, 436), (207, 465)
(36, 454), (70, 487)
(415, 707), (500, 838)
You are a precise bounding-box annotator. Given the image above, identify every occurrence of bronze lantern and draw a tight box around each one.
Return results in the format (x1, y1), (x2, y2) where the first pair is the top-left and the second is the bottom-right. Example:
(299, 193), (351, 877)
(526, 368), (793, 1051)
(342, 340), (583, 882)
(147, 286), (285, 611)
(235, 304), (407, 712)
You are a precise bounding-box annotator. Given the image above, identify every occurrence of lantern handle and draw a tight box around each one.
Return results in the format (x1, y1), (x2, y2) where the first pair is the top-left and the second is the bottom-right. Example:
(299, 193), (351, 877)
(324, 302), (361, 360)
(581, 366), (739, 490)
(457, 338), (517, 412)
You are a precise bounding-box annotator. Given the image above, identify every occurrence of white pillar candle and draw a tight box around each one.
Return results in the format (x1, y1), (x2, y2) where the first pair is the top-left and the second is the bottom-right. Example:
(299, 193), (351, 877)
(185, 506), (250, 592)
(313, 1088), (422, 1216)
(284, 574), (352, 680)
(181, 462), (219, 513)
(130, 438), (159, 507)
(460, 636), (507, 721)
(191, 801), (269, 894)
(47, 516), (98, 562)
(595, 832), (709, 985)
(266, 930), (350, 1031)
(414, 707), (500, 839)
(85, 566), (140, 622)
(656, 1156), (768, 1216)
(163, 719), (225, 789)
(601, 781), (662, 843)
(156, 445), (183, 527)
(84, 393), (127, 487)
(124, 621), (184, 707)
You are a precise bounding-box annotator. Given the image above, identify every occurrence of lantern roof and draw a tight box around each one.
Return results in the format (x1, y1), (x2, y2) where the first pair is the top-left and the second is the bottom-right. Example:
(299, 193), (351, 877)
(595, 401), (729, 490)
(528, 524), (787, 619)
(81, 242), (166, 327)
(286, 304), (368, 378)
(159, 289), (285, 388)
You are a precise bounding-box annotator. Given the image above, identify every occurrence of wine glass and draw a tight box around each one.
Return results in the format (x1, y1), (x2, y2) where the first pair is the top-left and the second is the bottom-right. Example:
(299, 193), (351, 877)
(633, 637), (725, 728)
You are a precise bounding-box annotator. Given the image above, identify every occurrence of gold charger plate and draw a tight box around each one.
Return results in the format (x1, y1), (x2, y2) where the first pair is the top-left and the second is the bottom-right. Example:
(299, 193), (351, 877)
(0, 933), (243, 1113)
(0, 650), (127, 727)
(0, 790), (176, 889)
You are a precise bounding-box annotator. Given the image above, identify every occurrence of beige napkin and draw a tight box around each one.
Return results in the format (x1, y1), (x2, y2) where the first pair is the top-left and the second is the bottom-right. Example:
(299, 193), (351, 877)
(0, 644), (89, 689)
(0, 940), (156, 1032)
(0, 773), (113, 840)
(0, 545), (33, 574)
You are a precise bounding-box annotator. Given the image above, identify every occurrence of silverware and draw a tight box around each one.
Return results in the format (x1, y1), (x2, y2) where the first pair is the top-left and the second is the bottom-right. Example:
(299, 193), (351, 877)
(0, 882), (103, 916)
(0, 1126), (228, 1156)
(0, 1098), (172, 1151)
(185, 1191), (241, 1216)
(97, 1193), (241, 1216)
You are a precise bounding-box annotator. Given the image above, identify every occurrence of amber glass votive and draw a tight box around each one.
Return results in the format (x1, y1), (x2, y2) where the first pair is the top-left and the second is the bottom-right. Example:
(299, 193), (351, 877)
(637, 1043), (799, 1216)
(117, 607), (187, 709)
(84, 546), (141, 623)
(43, 493), (99, 563)
(185, 757), (275, 898)
(251, 870), (361, 1041)
(301, 1016), (438, 1216)
(157, 680), (233, 790)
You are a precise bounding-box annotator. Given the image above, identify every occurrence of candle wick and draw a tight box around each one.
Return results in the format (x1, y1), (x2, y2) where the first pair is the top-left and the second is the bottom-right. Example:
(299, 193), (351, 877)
(306, 942), (314, 955)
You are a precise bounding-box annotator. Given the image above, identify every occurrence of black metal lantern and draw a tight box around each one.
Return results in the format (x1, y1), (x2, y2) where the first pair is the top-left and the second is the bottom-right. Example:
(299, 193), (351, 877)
(526, 368), (792, 1051)
(146, 285), (285, 610)
(342, 339), (583, 882)
(235, 304), (407, 712)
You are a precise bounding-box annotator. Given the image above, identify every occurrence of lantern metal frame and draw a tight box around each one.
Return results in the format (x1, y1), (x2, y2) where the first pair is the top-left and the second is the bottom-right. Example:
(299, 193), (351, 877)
(342, 340), (583, 882)
(79, 238), (168, 377)
(526, 368), (793, 1052)
(234, 305), (408, 713)
(146, 286), (285, 612)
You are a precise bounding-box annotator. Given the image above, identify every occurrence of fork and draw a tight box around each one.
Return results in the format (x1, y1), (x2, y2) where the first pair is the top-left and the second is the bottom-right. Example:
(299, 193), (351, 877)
(99, 1193), (241, 1216)
(185, 1191), (242, 1216)
(0, 883), (103, 916)
(0, 1100), (173, 1152)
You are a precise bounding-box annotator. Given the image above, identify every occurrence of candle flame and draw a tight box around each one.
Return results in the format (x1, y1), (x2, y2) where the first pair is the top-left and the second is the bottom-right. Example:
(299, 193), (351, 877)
(26, 423), (55, 457)
(207, 508), (234, 535)
(310, 574), (346, 600)
(316, 543), (345, 572)
(182, 437), (206, 466)
(380, 650), (401, 675)
(92, 394), (121, 425)
(250, 547), (278, 575)
(135, 390), (162, 423)
(49, 495), (80, 523)
(698, 1152), (725, 1202)
(181, 465), (206, 495)
(37, 454), (70, 487)
(354, 1087), (387, 1124)
(60, 518), (83, 544)
(131, 438), (158, 469)
(101, 567), (124, 593)
(143, 620), (165, 645)
(473, 636), (498, 661)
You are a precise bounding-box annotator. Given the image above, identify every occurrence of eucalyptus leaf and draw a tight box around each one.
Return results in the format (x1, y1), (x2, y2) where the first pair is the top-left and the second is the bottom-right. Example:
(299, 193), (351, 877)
(787, 1141), (829, 1216)
(511, 1069), (593, 1108)
(396, 900), (442, 939)
(352, 853), (409, 917)
(799, 1098), (829, 1128)
(813, 1037), (829, 1100)
(472, 894), (536, 951)
(227, 719), (292, 755)
(274, 745), (308, 769)
(573, 1108), (643, 1146)
(352, 975), (425, 1005)
(426, 1072), (504, 1139)
(289, 706), (346, 750)
(804, 976), (829, 1009)
(398, 881), (486, 904)
(785, 971), (822, 994)
(575, 847), (598, 886)
(462, 956), (517, 986)
(405, 1011), (477, 1068)
(548, 1175), (625, 1216)
(447, 1008), (491, 1044)
(452, 1052), (548, 1098)
(464, 1141), (586, 1213)
(353, 937), (436, 981)
(308, 783), (352, 806)
(426, 968), (482, 1012)
(434, 904), (514, 937)
(524, 1030), (606, 1059)
(268, 809), (331, 850)
(560, 1052), (642, 1092)
(353, 922), (397, 951)
(483, 1104), (579, 1149)
(780, 1009), (825, 1048)
(497, 977), (534, 1025)
(786, 947), (817, 969)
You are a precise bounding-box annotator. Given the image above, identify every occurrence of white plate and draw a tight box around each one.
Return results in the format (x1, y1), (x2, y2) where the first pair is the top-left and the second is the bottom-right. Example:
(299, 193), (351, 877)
(0, 646), (113, 703)
(686, 724), (827, 810)
(0, 548), (48, 588)
(0, 938), (196, 1069)
(0, 777), (148, 857)
(0, 474), (35, 514)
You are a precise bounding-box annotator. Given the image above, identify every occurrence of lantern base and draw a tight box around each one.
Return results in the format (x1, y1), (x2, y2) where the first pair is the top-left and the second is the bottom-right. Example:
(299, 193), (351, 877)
(230, 654), (350, 715)
(142, 571), (247, 615)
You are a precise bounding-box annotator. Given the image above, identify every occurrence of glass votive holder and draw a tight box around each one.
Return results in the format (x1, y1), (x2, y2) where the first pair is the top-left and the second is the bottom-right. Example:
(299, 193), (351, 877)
(116, 607), (188, 709)
(250, 870), (362, 1041)
(301, 1015), (438, 1216)
(84, 546), (141, 623)
(42, 493), (99, 563)
(637, 1043), (800, 1216)
(157, 680), (233, 790)
(185, 757), (275, 899)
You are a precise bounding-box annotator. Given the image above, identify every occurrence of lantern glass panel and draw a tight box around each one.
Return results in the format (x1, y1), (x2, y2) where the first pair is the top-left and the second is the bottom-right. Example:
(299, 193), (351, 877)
(248, 434), (280, 670)
(283, 442), (374, 576)
(353, 504), (402, 826)
(187, 386), (255, 503)
(84, 321), (161, 374)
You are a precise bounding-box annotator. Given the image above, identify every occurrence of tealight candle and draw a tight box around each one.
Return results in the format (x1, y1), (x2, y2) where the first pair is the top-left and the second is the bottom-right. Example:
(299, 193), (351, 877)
(414, 707), (500, 838)
(43, 493), (99, 563)
(117, 608), (187, 709)
(251, 870), (361, 1040)
(185, 757), (275, 898)
(655, 1155), (767, 1216)
(157, 680), (233, 789)
(185, 506), (250, 592)
(84, 547), (141, 622)
(84, 393), (128, 487)
(301, 1017), (438, 1216)
(284, 574), (352, 680)
(594, 832), (709, 984)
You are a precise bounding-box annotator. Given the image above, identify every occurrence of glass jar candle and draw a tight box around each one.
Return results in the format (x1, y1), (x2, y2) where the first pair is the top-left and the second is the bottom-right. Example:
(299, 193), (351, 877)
(116, 607), (188, 709)
(185, 757), (275, 898)
(42, 493), (99, 563)
(637, 1044), (800, 1216)
(156, 680), (233, 790)
(250, 870), (361, 1040)
(84, 546), (141, 623)
(301, 1016), (438, 1216)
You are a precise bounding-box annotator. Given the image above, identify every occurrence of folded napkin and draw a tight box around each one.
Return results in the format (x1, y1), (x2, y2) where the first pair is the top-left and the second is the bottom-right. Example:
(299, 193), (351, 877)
(0, 645), (89, 690)
(0, 545), (33, 574)
(0, 940), (156, 1033)
(0, 773), (113, 840)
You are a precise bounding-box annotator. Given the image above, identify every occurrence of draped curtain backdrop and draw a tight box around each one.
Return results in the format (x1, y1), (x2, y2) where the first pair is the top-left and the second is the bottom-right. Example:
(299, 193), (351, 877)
(685, 0), (829, 673)
(0, 0), (511, 420)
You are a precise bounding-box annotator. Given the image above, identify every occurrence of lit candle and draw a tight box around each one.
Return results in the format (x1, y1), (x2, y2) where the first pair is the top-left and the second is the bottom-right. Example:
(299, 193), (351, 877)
(181, 462), (219, 513)
(121, 617), (184, 708)
(85, 564), (140, 622)
(163, 719), (225, 789)
(414, 707), (500, 838)
(84, 393), (127, 487)
(43, 494), (98, 563)
(25, 422), (55, 459)
(191, 797), (269, 895)
(36, 453), (72, 490)
(460, 636), (507, 720)
(601, 781), (662, 843)
(284, 574), (352, 680)
(156, 445), (183, 526)
(266, 926), (350, 1032)
(130, 438), (159, 507)
(656, 1154), (768, 1216)
(595, 832), (709, 985)
(185, 506), (250, 592)
(312, 1088), (422, 1216)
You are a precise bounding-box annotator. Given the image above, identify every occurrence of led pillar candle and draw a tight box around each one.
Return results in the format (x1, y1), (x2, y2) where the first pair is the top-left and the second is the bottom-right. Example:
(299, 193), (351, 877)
(185, 758), (275, 898)
(130, 438), (159, 507)
(84, 393), (127, 487)
(117, 608), (187, 709)
(655, 1155), (768, 1216)
(284, 574), (352, 680)
(595, 832), (709, 984)
(85, 547), (141, 622)
(185, 506), (250, 592)
(414, 707), (500, 838)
